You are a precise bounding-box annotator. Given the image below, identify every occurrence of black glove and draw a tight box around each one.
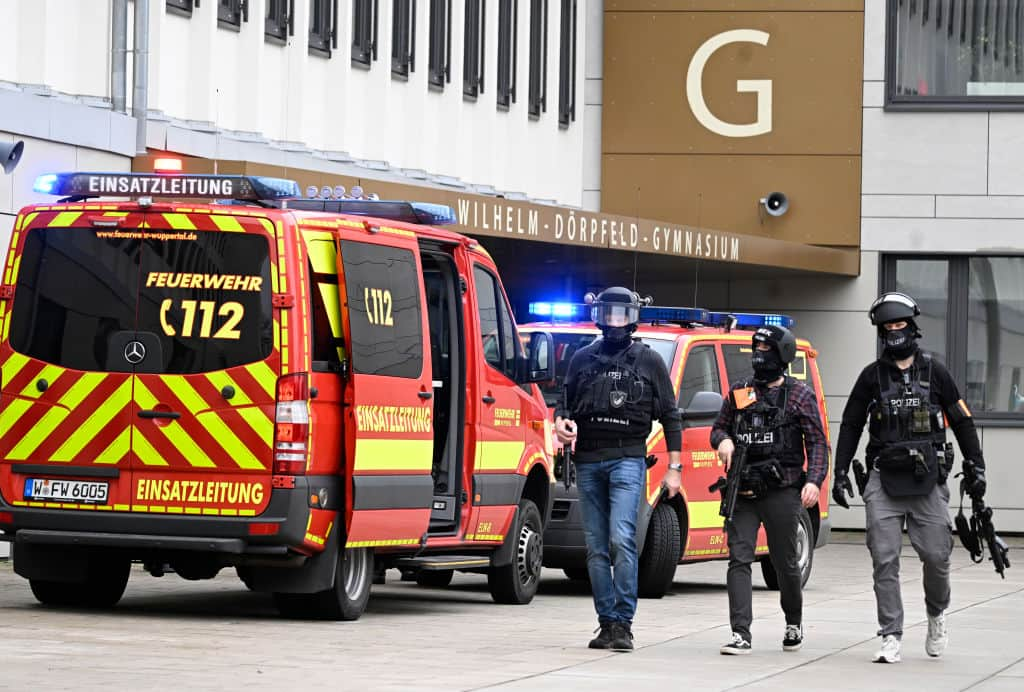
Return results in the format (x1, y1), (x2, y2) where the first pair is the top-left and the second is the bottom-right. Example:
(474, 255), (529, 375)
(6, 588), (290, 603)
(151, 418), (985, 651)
(966, 466), (987, 499)
(832, 471), (853, 509)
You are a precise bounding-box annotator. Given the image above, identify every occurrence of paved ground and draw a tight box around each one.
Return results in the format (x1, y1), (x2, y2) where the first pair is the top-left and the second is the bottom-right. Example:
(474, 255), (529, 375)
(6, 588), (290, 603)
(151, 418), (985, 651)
(0, 532), (1021, 691)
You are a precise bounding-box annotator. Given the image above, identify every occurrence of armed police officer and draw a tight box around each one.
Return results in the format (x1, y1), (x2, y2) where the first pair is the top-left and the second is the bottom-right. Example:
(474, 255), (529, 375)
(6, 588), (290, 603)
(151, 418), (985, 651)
(831, 292), (986, 663)
(711, 325), (828, 655)
(554, 287), (683, 652)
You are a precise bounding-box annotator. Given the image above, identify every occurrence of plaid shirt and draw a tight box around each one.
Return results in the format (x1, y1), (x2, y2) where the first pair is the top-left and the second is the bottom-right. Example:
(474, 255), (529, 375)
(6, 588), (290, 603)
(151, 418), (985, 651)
(710, 377), (829, 488)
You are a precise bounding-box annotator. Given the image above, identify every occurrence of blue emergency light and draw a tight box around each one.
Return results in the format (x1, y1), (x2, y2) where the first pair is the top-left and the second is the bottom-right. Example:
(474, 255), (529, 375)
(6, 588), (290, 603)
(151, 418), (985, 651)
(706, 311), (795, 329)
(528, 302), (584, 318)
(639, 306), (709, 324)
(32, 171), (301, 200)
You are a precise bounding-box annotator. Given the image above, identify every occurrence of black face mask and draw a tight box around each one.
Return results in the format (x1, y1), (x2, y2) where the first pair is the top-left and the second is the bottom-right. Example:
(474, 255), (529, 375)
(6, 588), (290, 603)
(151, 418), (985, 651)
(600, 326), (633, 349)
(883, 326), (917, 359)
(751, 349), (785, 383)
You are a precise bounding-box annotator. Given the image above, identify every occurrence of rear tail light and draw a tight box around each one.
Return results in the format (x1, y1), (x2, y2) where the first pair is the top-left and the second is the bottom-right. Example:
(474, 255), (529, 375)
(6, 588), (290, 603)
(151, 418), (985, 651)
(274, 372), (309, 475)
(0, 511), (12, 524)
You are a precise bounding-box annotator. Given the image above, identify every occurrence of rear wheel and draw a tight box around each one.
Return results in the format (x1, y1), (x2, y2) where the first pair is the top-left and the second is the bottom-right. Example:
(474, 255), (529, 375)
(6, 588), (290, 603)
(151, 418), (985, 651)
(30, 556), (131, 608)
(415, 569), (454, 588)
(488, 499), (543, 604)
(761, 510), (815, 590)
(637, 503), (682, 599)
(275, 546), (374, 620)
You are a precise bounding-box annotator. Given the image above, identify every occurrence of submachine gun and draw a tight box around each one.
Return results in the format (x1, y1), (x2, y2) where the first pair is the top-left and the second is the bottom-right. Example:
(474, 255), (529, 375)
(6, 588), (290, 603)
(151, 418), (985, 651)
(709, 440), (748, 529)
(955, 459), (1010, 579)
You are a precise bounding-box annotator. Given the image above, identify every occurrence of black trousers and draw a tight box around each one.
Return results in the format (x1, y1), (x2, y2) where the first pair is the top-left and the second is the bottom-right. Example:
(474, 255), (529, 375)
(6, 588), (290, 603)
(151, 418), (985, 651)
(726, 487), (803, 642)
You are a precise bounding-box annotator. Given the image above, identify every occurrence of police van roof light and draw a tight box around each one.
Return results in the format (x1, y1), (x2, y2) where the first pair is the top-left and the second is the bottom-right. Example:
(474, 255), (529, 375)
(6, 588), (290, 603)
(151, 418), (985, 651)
(33, 174), (58, 194)
(31, 172), (301, 201)
(639, 306), (709, 324)
(706, 311), (795, 329)
(529, 302), (582, 318)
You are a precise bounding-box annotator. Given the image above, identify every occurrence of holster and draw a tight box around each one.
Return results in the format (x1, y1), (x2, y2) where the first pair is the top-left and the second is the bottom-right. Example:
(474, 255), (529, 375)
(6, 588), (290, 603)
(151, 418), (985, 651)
(876, 441), (939, 497)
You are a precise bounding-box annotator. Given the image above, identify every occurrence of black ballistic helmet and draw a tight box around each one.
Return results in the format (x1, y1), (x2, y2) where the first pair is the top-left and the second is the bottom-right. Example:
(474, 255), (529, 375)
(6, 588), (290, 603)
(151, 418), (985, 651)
(752, 325), (797, 364)
(588, 286), (642, 329)
(869, 292), (920, 326)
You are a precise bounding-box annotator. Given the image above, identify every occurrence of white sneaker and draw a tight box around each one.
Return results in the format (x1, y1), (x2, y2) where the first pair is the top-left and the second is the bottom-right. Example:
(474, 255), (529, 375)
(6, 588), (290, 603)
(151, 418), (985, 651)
(873, 634), (902, 663)
(720, 631), (752, 655)
(926, 612), (949, 657)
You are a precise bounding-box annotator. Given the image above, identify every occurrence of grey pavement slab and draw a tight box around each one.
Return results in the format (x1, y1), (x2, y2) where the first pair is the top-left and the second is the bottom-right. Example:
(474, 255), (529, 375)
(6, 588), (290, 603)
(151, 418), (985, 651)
(0, 534), (1021, 691)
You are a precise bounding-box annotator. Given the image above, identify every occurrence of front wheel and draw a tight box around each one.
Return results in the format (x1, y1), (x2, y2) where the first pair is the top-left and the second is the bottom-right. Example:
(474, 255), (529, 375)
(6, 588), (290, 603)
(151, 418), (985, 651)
(488, 499), (543, 604)
(275, 546), (374, 620)
(761, 510), (815, 590)
(30, 556), (131, 608)
(637, 502), (682, 599)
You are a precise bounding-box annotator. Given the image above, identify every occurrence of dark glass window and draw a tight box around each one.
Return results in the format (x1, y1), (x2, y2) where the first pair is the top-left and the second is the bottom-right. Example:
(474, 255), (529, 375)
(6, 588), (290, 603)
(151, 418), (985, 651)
(474, 265), (520, 379)
(341, 241), (424, 378)
(352, 0), (378, 67)
(894, 258), (950, 363)
(166, 0), (196, 17)
(218, 0), (246, 29)
(463, 0), (485, 98)
(722, 344), (755, 386)
(309, 0), (337, 57)
(429, 0), (452, 88)
(887, 0), (1024, 109)
(528, 0), (547, 117)
(266, 0), (293, 42)
(392, 0), (416, 78)
(678, 344), (721, 409)
(497, 0), (518, 109)
(558, 0), (576, 126)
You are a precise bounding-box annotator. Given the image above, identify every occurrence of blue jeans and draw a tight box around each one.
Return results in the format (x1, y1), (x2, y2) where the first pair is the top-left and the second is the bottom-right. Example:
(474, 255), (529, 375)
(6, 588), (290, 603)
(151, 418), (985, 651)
(575, 456), (646, 625)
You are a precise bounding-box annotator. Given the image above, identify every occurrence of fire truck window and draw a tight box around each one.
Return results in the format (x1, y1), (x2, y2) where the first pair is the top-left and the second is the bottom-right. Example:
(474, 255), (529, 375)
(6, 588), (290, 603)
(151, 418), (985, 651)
(9, 228), (141, 371)
(473, 265), (518, 380)
(137, 232), (273, 373)
(678, 345), (721, 409)
(722, 343), (755, 385)
(340, 240), (424, 378)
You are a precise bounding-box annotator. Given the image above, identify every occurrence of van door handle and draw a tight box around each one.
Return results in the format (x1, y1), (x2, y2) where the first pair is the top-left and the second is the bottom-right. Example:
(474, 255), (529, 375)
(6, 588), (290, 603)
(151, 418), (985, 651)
(418, 391), (433, 400)
(138, 409), (181, 420)
(482, 395), (496, 404)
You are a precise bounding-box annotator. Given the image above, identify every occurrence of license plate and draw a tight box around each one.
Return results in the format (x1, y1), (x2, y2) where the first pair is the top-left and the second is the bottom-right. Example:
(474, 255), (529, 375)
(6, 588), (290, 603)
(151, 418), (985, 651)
(24, 478), (109, 504)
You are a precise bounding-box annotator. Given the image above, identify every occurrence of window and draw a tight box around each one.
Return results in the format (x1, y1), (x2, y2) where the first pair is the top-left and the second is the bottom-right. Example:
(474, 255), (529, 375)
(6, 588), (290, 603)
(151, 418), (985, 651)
(497, 0), (518, 109)
(463, 0), (485, 98)
(474, 265), (519, 379)
(883, 255), (1024, 420)
(352, 0), (378, 67)
(678, 345), (721, 409)
(429, 0), (452, 88)
(528, 0), (547, 117)
(558, 0), (576, 125)
(392, 0), (416, 78)
(266, 0), (293, 42)
(341, 241), (424, 378)
(218, 0), (247, 29)
(167, 0), (196, 17)
(886, 0), (1024, 109)
(309, 0), (337, 57)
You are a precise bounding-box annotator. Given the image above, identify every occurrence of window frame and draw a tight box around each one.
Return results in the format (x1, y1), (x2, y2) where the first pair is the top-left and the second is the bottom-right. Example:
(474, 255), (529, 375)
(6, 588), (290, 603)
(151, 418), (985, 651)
(884, 0), (1024, 112)
(677, 343), (721, 409)
(463, 0), (486, 99)
(881, 253), (1024, 426)
(265, 0), (294, 43)
(167, 0), (197, 18)
(428, 0), (453, 89)
(528, 0), (547, 118)
(352, 0), (378, 67)
(309, 0), (338, 58)
(473, 264), (520, 382)
(558, 0), (576, 126)
(497, 0), (518, 110)
(217, 0), (247, 30)
(392, 0), (416, 78)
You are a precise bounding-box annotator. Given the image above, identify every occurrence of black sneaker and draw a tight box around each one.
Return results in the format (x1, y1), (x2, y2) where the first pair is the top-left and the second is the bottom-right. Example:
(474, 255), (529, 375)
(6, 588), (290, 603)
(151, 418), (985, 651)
(783, 624), (803, 651)
(588, 623), (615, 649)
(720, 632), (752, 655)
(609, 622), (634, 651)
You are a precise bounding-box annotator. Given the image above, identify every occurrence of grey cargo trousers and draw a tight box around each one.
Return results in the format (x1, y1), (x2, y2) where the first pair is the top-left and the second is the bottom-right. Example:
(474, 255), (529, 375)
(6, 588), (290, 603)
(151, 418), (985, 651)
(864, 470), (953, 638)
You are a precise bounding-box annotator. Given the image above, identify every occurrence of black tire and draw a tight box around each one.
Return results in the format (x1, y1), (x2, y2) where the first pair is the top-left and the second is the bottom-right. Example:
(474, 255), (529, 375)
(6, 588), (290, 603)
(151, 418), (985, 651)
(637, 502), (682, 599)
(30, 557), (131, 608)
(761, 510), (815, 590)
(274, 546), (374, 621)
(415, 569), (454, 588)
(488, 499), (543, 605)
(563, 567), (590, 582)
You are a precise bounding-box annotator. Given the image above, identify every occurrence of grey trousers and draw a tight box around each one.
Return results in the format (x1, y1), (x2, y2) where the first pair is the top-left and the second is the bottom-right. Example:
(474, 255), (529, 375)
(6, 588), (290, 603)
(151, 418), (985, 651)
(726, 487), (803, 642)
(864, 471), (953, 638)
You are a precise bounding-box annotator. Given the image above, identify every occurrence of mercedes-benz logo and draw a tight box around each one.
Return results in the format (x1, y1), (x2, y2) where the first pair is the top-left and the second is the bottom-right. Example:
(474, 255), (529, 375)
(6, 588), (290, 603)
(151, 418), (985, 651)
(124, 341), (146, 364)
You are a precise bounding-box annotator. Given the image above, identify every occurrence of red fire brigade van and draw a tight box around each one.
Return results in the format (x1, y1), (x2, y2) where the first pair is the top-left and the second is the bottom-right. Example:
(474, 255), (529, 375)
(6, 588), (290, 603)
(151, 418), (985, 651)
(0, 168), (555, 620)
(520, 304), (832, 598)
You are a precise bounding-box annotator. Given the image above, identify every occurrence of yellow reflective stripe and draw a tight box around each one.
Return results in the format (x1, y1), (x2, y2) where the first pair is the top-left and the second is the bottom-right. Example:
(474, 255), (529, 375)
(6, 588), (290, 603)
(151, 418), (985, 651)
(475, 440), (525, 471)
(318, 284), (342, 338)
(211, 215), (245, 233)
(378, 226), (415, 238)
(51, 378), (133, 461)
(162, 213), (197, 230)
(354, 439), (433, 472)
(94, 427), (131, 464)
(49, 211), (83, 227)
(0, 399), (35, 447)
(273, 315), (282, 353)
(19, 364), (64, 399)
(245, 361), (277, 398)
(7, 406), (69, 460)
(347, 538), (419, 548)
(1, 352), (30, 390)
(135, 380), (215, 468)
(194, 410), (264, 469)
(307, 239), (337, 274)
(259, 218), (274, 234)
(236, 407), (274, 449)
(204, 371), (252, 405)
(687, 500), (725, 529)
(130, 425), (171, 467)
(56, 372), (108, 410)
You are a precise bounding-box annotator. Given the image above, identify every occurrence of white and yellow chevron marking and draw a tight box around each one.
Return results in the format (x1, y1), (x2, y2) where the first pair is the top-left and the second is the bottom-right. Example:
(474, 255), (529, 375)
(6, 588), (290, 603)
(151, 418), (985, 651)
(134, 380), (215, 468)
(51, 378), (133, 462)
(211, 214), (245, 233)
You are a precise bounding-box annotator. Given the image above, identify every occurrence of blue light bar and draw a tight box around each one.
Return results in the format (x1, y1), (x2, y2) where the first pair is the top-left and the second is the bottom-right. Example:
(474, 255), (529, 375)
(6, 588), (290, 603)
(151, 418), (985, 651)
(707, 311), (795, 329)
(529, 302), (584, 319)
(31, 172), (300, 200)
(33, 174), (58, 194)
(286, 199), (458, 226)
(639, 306), (709, 324)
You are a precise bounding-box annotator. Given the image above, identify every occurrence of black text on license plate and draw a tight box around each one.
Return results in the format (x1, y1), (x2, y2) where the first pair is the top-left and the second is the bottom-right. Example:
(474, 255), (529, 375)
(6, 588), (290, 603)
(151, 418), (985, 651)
(24, 478), (109, 504)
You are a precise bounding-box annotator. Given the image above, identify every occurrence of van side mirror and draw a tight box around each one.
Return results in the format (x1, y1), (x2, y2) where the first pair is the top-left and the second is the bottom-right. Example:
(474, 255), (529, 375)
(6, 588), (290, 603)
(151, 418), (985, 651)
(680, 391), (724, 427)
(518, 331), (555, 384)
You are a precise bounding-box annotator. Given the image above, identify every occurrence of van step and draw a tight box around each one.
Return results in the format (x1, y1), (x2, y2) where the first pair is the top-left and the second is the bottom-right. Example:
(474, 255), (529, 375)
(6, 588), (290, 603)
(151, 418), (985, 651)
(394, 555), (491, 571)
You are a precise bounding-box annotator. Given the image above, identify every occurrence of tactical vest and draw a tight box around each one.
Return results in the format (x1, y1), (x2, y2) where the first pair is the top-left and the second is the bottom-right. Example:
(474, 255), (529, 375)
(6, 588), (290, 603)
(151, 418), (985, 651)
(869, 353), (947, 497)
(571, 341), (656, 452)
(731, 378), (803, 469)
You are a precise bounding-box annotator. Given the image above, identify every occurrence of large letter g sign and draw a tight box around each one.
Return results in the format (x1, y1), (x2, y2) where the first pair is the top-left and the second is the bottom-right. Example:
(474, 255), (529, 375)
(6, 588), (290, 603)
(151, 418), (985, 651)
(686, 29), (772, 138)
